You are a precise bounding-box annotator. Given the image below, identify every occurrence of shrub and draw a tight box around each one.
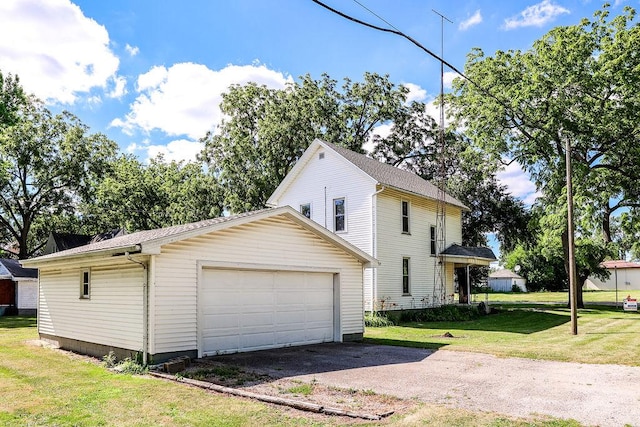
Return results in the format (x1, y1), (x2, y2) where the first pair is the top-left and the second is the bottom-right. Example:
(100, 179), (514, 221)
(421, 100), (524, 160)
(511, 284), (522, 293)
(399, 304), (483, 323)
(102, 351), (148, 375)
(364, 312), (395, 327)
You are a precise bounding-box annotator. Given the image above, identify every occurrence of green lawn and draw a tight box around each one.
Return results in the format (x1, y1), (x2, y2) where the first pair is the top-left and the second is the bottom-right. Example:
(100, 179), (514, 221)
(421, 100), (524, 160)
(365, 305), (640, 366)
(0, 316), (583, 426)
(470, 290), (628, 304)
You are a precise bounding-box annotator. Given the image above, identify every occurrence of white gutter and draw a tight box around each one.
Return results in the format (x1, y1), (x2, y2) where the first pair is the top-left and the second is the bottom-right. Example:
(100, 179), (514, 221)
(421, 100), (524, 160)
(371, 186), (385, 312)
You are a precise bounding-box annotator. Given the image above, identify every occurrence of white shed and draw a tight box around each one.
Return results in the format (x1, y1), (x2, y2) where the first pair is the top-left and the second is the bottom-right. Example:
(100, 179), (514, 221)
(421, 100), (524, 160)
(584, 260), (640, 291)
(22, 207), (377, 363)
(488, 269), (527, 292)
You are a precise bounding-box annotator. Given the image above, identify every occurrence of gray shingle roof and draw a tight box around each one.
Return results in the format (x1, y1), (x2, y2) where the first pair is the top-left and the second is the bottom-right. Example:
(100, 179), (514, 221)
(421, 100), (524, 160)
(320, 140), (468, 209)
(440, 244), (496, 261)
(29, 209), (274, 262)
(0, 258), (38, 279)
(489, 269), (523, 279)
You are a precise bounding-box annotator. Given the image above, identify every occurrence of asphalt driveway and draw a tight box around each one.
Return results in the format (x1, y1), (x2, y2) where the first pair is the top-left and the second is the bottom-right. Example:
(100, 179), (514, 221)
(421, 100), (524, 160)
(210, 343), (640, 426)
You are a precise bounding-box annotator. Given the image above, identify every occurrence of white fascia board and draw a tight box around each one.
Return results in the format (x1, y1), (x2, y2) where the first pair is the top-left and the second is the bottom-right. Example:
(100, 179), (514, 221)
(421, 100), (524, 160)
(20, 245), (142, 268)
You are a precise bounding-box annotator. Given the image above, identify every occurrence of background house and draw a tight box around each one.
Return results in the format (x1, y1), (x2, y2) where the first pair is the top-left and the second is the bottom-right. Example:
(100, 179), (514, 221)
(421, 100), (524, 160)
(0, 258), (38, 316)
(585, 260), (640, 291)
(267, 139), (495, 311)
(22, 207), (376, 362)
(488, 269), (527, 292)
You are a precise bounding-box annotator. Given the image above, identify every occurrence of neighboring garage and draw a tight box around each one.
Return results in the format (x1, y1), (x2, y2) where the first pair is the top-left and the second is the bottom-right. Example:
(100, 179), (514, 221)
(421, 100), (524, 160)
(22, 206), (377, 363)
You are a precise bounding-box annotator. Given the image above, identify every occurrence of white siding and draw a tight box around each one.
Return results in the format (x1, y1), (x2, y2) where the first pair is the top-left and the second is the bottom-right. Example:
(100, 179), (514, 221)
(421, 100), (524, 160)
(151, 216), (364, 355)
(271, 145), (376, 254)
(38, 261), (144, 351)
(585, 268), (640, 291)
(16, 280), (37, 310)
(373, 189), (463, 310)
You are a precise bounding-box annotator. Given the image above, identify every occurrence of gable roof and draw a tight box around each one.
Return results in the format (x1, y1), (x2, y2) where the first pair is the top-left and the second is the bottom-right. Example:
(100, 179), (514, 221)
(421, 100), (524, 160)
(268, 139), (468, 210)
(489, 269), (523, 279)
(0, 258), (38, 279)
(21, 206), (378, 268)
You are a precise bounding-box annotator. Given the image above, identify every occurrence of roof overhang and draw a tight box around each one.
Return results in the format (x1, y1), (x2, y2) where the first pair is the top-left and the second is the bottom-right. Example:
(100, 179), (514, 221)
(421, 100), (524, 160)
(439, 254), (495, 266)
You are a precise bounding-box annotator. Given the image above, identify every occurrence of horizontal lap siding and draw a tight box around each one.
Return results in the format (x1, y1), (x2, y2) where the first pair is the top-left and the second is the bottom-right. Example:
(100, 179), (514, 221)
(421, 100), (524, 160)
(38, 262), (144, 350)
(151, 216), (364, 354)
(376, 190), (463, 309)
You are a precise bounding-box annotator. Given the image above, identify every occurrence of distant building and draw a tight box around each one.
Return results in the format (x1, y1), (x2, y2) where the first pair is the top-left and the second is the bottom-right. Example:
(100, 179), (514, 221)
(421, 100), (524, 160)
(0, 258), (38, 316)
(584, 260), (640, 291)
(488, 269), (527, 292)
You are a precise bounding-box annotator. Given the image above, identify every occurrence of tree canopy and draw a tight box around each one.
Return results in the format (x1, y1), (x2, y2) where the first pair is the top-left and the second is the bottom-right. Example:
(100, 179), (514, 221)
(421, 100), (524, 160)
(451, 4), (640, 302)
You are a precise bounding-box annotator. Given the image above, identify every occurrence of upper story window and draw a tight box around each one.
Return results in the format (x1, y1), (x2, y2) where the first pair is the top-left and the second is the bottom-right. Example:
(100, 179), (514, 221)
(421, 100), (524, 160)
(402, 257), (410, 295)
(401, 200), (410, 234)
(300, 203), (311, 219)
(80, 269), (91, 299)
(334, 197), (346, 232)
(430, 225), (437, 256)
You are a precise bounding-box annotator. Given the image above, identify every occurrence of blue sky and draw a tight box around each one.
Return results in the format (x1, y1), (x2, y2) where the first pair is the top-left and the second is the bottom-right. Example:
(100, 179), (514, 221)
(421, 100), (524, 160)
(0, 0), (635, 208)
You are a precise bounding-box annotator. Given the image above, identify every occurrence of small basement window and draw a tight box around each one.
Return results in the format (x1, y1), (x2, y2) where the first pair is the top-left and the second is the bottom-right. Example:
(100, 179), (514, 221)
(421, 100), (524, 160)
(80, 269), (91, 299)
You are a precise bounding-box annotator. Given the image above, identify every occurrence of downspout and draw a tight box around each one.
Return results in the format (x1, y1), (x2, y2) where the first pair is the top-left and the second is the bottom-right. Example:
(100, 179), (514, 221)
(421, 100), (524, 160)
(324, 186), (327, 229)
(126, 253), (149, 365)
(371, 186), (385, 312)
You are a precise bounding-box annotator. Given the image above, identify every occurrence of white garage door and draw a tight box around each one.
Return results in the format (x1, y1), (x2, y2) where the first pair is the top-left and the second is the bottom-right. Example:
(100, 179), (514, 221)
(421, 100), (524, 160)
(201, 268), (335, 355)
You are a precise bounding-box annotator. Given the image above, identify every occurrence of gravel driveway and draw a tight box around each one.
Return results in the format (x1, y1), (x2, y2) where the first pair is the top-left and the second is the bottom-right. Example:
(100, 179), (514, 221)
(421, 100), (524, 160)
(211, 343), (640, 426)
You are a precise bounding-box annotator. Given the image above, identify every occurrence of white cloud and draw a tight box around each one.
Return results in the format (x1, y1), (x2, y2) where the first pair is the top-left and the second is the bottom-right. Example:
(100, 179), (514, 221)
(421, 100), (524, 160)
(497, 161), (540, 205)
(459, 10), (482, 31)
(108, 76), (127, 98)
(112, 63), (292, 140)
(443, 72), (459, 89)
(403, 83), (428, 103)
(125, 44), (139, 57)
(127, 139), (204, 163)
(0, 0), (120, 104)
(504, 0), (570, 30)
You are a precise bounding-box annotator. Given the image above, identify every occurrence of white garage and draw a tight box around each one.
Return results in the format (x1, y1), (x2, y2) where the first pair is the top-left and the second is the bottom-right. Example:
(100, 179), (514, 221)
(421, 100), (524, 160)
(23, 206), (376, 363)
(200, 269), (336, 355)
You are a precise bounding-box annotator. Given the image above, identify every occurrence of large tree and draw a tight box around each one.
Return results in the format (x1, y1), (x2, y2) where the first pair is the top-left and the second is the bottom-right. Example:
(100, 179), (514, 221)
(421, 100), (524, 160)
(200, 72), (411, 213)
(80, 155), (223, 234)
(451, 5), (640, 303)
(0, 74), (118, 258)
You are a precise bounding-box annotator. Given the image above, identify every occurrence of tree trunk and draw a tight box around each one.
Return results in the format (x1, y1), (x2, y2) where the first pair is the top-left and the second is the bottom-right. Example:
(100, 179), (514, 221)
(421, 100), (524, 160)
(602, 206), (612, 244)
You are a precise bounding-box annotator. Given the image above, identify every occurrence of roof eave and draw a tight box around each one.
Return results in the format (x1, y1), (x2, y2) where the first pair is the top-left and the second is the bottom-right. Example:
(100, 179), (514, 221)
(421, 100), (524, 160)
(20, 244), (142, 267)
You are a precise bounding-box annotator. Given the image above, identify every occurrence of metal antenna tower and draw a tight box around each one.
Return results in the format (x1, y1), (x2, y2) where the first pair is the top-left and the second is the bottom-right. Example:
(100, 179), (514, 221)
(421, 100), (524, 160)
(432, 9), (452, 306)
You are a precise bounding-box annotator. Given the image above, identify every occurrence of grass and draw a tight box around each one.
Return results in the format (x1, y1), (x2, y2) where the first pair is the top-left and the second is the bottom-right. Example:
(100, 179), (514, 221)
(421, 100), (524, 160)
(365, 305), (640, 366)
(0, 316), (590, 426)
(471, 290), (626, 304)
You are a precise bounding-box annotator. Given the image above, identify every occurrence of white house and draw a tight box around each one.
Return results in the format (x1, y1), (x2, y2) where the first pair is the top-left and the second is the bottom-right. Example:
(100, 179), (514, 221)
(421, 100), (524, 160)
(267, 139), (495, 311)
(0, 258), (38, 316)
(488, 269), (527, 292)
(584, 260), (640, 291)
(21, 207), (377, 363)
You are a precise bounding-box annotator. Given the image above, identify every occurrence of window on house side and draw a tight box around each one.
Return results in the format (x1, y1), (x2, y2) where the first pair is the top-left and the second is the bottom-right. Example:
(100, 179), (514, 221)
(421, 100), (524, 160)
(300, 203), (311, 219)
(430, 225), (436, 256)
(401, 200), (410, 233)
(402, 257), (410, 295)
(80, 269), (90, 299)
(334, 198), (346, 232)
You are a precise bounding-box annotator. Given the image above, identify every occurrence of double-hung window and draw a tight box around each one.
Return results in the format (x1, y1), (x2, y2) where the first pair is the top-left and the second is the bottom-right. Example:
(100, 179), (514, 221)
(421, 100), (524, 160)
(430, 225), (437, 256)
(402, 257), (410, 295)
(334, 198), (346, 232)
(80, 269), (91, 299)
(401, 200), (410, 233)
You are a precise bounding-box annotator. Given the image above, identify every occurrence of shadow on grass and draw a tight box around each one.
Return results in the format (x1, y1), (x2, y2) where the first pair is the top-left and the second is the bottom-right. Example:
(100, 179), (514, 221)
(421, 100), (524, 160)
(0, 316), (36, 329)
(399, 309), (570, 334)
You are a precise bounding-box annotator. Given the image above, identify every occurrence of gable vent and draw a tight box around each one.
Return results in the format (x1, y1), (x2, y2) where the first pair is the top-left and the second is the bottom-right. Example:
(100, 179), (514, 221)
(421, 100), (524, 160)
(318, 152), (325, 160)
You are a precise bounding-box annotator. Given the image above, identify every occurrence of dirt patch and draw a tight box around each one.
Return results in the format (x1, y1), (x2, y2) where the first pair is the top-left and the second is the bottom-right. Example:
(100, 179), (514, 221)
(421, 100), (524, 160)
(180, 359), (412, 420)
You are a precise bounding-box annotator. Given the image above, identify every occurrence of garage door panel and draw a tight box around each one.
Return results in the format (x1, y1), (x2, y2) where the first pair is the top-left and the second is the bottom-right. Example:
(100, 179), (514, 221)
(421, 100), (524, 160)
(201, 269), (334, 355)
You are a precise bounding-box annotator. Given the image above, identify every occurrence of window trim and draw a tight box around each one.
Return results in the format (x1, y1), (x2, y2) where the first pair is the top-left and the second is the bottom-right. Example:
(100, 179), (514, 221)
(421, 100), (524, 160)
(80, 268), (91, 299)
(300, 202), (311, 219)
(401, 200), (410, 234)
(430, 225), (437, 256)
(402, 257), (411, 295)
(333, 197), (346, 233)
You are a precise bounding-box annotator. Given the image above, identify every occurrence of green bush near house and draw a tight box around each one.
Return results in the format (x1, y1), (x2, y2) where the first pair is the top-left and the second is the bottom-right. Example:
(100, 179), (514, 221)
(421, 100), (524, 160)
(398, 304), (485, 323)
